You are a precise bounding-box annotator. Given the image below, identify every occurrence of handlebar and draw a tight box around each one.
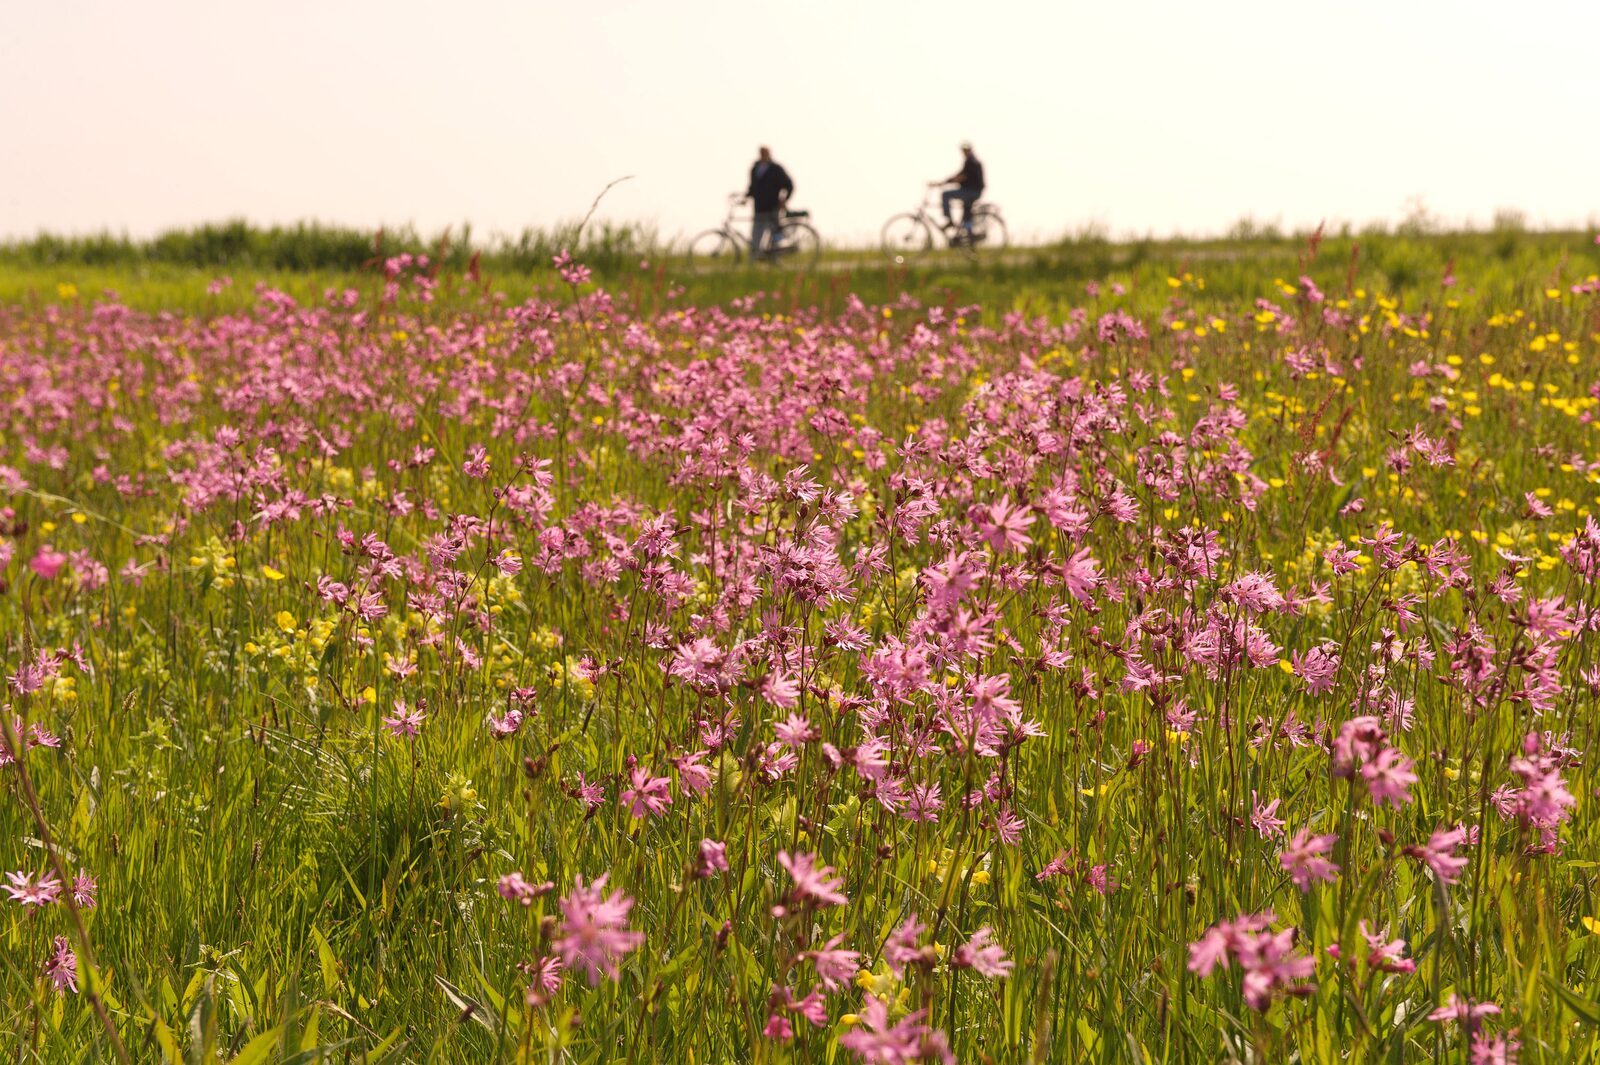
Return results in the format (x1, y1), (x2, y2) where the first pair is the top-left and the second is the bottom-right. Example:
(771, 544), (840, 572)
(724, 192), (803, 215)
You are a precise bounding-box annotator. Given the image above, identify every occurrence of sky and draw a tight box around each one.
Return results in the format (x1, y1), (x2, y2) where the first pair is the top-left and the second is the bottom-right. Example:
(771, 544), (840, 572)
(5, 0), (1599, 246)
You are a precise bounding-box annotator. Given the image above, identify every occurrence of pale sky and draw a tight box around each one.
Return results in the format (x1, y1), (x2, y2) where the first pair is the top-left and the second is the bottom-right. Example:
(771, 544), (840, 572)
(5, 0), (1598, 246)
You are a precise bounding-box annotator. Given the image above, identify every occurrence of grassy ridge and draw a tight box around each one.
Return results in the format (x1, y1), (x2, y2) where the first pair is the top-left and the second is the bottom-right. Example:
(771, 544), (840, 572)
(3, 224), (1597, 321)
(1, 220), (659, 276)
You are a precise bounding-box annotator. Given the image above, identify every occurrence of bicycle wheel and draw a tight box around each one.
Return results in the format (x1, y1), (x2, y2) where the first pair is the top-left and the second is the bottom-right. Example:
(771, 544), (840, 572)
(881, 213), (933, 261)
(772, 220), (821, 269)
(971, 208), (1009, 252)
(685, 229), (741, 270)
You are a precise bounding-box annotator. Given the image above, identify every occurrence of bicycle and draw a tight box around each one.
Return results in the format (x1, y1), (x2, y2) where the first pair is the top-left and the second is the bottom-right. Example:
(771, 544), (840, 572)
(880, 191), (1009, 261)
(685, 194), (822, 269)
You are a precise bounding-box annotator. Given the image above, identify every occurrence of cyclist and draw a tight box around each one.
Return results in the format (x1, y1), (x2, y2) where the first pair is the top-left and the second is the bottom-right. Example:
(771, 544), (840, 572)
(743, 146), (794, 261)
(931, 142), (984, 234)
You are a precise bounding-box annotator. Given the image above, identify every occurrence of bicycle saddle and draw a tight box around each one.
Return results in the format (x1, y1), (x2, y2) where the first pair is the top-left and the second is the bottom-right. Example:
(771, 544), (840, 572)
(784, 208), (810, 219)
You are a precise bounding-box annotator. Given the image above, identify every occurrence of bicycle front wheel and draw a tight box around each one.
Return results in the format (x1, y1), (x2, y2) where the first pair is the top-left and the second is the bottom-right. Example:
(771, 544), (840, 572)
(881, 213), (933, 261)
(773, 220), (821, 269)
(686, 229), (741, 270)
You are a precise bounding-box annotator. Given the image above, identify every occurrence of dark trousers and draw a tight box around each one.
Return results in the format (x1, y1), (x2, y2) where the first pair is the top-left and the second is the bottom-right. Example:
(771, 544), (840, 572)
(751, 211), (782, 257)
(941, 188), (980, 226)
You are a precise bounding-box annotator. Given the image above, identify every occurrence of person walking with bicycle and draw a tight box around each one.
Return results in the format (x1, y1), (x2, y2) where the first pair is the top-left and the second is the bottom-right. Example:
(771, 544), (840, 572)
(743, 146), (794, 262)
(931, 142), (984, 235)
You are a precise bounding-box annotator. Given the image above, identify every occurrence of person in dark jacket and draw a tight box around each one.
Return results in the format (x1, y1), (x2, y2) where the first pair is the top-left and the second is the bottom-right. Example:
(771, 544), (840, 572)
(931, 142), (984, 232)
(743, 146), (794, 260)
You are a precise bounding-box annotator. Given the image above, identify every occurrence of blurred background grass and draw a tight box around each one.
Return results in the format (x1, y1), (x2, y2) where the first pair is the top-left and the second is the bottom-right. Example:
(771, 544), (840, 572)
(2, 218), (1596, 317)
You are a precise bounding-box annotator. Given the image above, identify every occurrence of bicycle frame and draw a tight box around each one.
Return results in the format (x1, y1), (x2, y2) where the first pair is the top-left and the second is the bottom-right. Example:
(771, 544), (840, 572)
(714, 193), (805, 249)
(687, 193), (819, 269)
(912, 192), (999, 243)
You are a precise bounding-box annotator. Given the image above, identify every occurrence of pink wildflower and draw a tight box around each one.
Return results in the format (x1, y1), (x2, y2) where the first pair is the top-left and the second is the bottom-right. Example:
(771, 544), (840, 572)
(764, 673), (803, 711)
(1085, 864), (1118, 895)
(1280, 828), (1340, 891)
(1429, 993), (1502, 1033)
(1332, 715), (1386, 775)
(777, 851), (848, 908)
(620, 766), (673, 818)
(953, 926), (1013, 979)
(788, 987), (828, 1027)
(1409, 825), (1471, 885)
(977, 498), (1033, 553)
(773, 710), (816, 746)
(1361, 747), (1418, 807)
(4, 871), (63, 907)
(1250, 791), (1286, 839)
(804, 934), (861, 990)
(1470, 1031), (1520, 1064)
(498, 872), (553, 906)
(674, 750), (714, 794)
(522, 955), (563, 1007)
(884, 914), (931, 976)
(1290, 642), (1341, 695)
(696, 839), (729, 878)
(381, 699), (425, 739)
(572, 772), (605, 810)
(1359, 922), (1415, 974)
(1059, 546), (1102, 603)
(30, 545), (68, 581)
(1238, 927), (1316, 1009)
(487, 707), (524, 739)
(461, 446), (491, 478)
(45, 937), (77, 994)
(553, 875), (644, 985)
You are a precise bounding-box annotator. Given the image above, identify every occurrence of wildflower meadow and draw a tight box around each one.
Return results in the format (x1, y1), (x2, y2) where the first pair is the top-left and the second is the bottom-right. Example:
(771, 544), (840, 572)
(6, 233), (1600, 1063)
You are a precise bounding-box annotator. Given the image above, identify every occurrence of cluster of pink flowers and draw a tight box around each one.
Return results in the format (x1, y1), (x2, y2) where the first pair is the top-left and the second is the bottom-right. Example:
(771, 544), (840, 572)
(4, 869), (95, 910)
(1493, 732), (1577, 852)
(839, 997), (955, 1065)
(4, 869), (94, 996)
(1332, 715), (1419, 807)
(1188, 912), (1315, 1009)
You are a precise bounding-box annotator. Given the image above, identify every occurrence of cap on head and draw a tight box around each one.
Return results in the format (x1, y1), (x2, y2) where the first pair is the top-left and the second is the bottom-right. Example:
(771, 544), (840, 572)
(960, 141), (973, 152)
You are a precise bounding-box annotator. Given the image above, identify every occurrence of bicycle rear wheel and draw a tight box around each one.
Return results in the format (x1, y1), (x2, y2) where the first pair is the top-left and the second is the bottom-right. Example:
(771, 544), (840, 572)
(881, 213), (934, 261)
(971, 208), (1009, 252)
(686, 229), (741, 270)
(772, 220), (821, 269)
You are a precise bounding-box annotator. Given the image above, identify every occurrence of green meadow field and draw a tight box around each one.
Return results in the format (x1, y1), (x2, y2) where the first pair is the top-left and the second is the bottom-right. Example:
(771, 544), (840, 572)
(3, 223), (1600, 1063)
